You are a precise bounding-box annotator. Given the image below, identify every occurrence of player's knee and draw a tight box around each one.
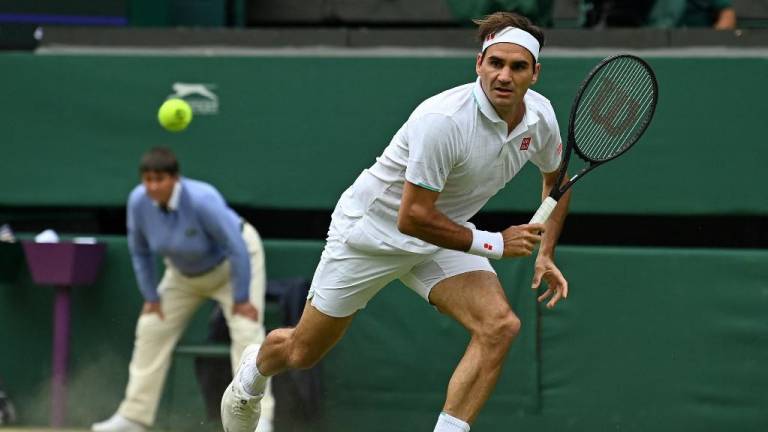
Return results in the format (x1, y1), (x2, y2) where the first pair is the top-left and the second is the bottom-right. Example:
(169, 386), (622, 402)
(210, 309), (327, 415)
(477, 311), (521, 348)
(495, 313), (521, 347)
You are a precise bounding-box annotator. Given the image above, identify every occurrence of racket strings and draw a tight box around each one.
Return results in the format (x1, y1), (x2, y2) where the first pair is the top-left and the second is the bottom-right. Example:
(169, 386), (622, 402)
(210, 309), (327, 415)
(576, 58), (647, 154)
(577, 59), (652, 159)
(578, 60), (644, 152)
(577, 61), (654, 160)
(582, 71), (653, 159)
(587, 64), (655, 159)
(573, 57), (657, 161)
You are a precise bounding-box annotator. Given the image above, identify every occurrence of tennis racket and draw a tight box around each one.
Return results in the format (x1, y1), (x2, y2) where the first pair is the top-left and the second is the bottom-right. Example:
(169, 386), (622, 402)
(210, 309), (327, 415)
(529, 54), (659, 224)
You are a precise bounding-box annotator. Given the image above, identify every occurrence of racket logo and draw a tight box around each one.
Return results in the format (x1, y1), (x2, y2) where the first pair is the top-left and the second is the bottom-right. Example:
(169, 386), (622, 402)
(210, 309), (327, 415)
(520, 137), (531, 150)
(589, 80), (641, 136)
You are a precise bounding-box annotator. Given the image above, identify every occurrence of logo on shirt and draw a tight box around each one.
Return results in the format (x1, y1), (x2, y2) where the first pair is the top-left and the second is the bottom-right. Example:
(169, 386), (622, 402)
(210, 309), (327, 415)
(520, 137), (532, 151)
(185, 228), (199, 237)
(556, 142), (563, 155)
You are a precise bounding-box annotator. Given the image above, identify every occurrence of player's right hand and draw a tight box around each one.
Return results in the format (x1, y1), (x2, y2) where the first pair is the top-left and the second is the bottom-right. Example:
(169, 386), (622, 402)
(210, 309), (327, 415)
(501, 224), (544, 257)
(142, 301), (165, 320)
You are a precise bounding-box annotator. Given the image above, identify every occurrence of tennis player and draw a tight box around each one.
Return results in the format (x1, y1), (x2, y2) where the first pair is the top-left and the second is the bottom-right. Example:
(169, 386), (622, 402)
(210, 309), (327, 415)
(222, 11), (571, 432)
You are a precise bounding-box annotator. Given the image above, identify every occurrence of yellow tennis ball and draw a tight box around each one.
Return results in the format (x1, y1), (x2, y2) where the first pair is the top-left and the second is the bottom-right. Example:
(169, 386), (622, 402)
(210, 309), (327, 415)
(157, 98), (193, 132)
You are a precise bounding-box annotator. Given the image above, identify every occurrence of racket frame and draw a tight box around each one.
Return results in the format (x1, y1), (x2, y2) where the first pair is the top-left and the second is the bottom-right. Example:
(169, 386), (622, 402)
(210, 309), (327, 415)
(549, 54), (658, 202)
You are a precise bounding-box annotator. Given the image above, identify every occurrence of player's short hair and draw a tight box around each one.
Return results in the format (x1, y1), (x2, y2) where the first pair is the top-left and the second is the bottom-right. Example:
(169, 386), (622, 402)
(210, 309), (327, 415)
(139, 146), (179, 175)
(474, 12), (545, 64)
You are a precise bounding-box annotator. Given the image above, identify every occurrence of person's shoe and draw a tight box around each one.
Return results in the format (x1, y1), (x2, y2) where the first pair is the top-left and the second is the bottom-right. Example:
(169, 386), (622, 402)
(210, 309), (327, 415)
(91, 413), (147, 432)
(221, 344), (263, 432)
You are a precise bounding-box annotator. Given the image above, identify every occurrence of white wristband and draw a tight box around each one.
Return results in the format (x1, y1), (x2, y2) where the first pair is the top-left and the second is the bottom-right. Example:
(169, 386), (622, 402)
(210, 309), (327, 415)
(468, 229), (504, 260)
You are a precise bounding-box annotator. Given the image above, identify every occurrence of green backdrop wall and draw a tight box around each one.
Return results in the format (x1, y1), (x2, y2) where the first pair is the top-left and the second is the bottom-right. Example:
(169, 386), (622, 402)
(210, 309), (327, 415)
(0, 0), (125, 16)
(0, 52), (766, 214)
(1, 238), (766, 431)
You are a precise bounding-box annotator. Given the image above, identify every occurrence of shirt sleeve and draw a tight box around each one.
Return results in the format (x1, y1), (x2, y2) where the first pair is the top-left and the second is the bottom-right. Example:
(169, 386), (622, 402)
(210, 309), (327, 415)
(196, 193), (251, 303)
(404, 113), (464, 192)
(529, 107), (563, 173)
(126, 195), (159, 302)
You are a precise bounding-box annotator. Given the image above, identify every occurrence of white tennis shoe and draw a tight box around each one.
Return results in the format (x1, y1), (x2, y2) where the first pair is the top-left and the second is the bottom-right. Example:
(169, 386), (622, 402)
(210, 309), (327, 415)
(221, 344), (263, 432)
(91, 413), (146, 432)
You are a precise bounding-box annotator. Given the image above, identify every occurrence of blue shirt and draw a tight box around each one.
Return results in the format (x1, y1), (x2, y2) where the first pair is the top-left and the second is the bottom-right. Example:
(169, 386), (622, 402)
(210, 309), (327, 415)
(127, 177), (250, 302)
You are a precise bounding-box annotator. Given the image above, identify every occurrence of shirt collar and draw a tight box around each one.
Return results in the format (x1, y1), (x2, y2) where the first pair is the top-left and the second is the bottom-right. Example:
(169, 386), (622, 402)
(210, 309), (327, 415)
(472, 77), (540, 130)
(167, 180), (182, 211)
(153, 179), (182, 211)
(473, 77), (504, 124)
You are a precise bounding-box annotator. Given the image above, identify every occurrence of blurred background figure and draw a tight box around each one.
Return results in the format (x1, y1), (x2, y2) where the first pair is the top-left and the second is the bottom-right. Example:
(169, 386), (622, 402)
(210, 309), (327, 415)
(91, 147), (274, 432)
(582, 0), (737, 29)
(0, 379), (16, 426)
(445, 0), (557, 27)
(649, 0), (737, 29)
(582, 0), (657, 27)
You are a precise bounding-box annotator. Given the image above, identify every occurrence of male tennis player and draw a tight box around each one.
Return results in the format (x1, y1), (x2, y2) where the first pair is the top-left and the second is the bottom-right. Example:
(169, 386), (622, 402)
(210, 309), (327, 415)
(222, 12), (571, 432)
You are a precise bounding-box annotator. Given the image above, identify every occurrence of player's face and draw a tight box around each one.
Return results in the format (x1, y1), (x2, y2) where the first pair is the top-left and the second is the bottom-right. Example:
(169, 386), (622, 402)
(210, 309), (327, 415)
(142, 171), (178, 206)
(476, 43), (540, 115)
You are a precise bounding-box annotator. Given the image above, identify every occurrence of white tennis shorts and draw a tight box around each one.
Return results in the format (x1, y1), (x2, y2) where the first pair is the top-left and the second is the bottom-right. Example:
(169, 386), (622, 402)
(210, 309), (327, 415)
(307, 226), (496, 318)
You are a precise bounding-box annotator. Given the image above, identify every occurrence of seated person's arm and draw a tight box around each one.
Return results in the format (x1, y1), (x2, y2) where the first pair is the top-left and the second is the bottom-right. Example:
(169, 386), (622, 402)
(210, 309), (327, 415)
(714, 7), (736, 30)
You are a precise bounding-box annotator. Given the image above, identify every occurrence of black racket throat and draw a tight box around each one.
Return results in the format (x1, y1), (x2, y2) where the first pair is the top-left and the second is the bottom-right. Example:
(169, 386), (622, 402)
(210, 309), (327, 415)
(549, 162), (595, 201)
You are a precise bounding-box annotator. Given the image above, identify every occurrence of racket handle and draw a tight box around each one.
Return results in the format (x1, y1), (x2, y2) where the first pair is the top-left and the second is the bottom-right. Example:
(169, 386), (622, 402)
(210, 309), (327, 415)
(529, 196), (558, 224)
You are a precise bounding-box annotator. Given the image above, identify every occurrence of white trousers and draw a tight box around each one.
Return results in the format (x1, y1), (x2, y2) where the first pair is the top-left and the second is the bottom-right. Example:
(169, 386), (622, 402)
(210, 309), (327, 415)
(118, 222), (275, 426)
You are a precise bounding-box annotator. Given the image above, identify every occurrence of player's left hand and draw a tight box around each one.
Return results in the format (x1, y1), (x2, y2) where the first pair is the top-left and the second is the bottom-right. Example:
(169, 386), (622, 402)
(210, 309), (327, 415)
(233, 302), (259, 321)
(532, 255), (568, 309)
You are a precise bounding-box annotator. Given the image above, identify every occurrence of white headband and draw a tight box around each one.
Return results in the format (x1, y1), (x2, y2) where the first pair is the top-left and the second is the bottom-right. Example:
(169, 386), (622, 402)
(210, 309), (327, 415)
(481, 26), (540, 62)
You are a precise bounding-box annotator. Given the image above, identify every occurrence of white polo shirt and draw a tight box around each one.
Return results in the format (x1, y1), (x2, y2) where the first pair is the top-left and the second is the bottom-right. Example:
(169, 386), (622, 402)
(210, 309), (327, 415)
(333, 78), (562, 255)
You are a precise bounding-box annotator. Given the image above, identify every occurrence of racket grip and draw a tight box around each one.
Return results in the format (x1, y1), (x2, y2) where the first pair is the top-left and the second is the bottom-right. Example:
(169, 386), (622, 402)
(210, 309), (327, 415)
(529, 196), (558, 224)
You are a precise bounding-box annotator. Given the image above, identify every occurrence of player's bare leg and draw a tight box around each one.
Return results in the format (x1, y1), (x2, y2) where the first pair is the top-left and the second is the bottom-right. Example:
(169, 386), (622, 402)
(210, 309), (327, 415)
(221, 302), (354, 432)
(259, 302), (355, 374)
(428, 271), (520, 430)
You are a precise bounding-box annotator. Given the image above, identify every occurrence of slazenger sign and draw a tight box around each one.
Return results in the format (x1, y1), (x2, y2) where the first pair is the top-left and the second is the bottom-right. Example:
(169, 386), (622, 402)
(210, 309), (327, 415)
(167, 82), (219, 115)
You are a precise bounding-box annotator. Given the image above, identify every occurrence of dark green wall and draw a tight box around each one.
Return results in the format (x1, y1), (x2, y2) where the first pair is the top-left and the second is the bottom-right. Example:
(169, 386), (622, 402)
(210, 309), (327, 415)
(1, 238), (767, 431)
(0, 0), (126, 15)
(128, 0), (230, 27)
(0, 53), (765, 214)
